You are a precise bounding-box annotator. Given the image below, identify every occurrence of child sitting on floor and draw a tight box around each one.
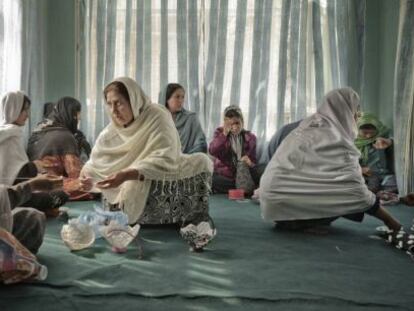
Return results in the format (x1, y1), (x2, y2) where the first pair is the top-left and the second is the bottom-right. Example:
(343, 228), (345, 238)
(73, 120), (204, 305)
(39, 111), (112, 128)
(355, 113), (394, 193)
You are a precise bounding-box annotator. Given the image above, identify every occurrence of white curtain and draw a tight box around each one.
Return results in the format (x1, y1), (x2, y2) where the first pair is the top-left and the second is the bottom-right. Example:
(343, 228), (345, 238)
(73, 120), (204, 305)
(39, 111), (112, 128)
(0, 0), (22, 95)
(77, 0), (366, 161)
(393, 0), (414, 196)
(20, 0), (47, 129)
(0, 0), (46, 134)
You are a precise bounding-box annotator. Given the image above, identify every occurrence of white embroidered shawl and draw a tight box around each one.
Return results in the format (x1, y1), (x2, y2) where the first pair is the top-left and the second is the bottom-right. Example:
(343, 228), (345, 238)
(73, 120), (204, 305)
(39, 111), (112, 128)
(81, 77), (212, 223)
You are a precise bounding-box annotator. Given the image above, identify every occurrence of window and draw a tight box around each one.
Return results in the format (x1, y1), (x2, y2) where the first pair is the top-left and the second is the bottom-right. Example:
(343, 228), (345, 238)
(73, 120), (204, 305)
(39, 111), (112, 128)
(0, 0), (22, 95)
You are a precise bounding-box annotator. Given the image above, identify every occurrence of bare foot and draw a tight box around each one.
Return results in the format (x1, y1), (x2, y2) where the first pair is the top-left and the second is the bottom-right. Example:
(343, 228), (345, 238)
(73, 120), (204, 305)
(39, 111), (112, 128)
(400, 193), (414, 206)
(374, 206), (401, 232)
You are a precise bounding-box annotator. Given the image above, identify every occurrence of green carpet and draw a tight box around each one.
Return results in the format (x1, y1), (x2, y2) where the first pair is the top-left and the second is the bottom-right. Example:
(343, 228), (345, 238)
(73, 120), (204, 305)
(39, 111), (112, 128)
(1, 195), (414, 311)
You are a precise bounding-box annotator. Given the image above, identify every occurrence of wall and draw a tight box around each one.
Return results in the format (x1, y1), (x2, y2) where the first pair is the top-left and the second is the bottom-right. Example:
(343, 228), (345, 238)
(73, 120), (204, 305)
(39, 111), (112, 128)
(361, 0), (381, 116)
(377, 0), (400, 128)
(45, 0), (76, 102)
(362, 0), (400, 129)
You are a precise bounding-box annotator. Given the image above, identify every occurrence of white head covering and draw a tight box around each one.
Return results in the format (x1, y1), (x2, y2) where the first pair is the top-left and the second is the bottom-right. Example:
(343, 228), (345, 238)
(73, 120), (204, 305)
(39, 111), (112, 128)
(317, 87), (360, 141)
(260, 88), (375, 222)
(82, 77), (213, 223)
(0, 91), (26, 125)
(107, 77), (149, 123)
(0, 91), (30, 186)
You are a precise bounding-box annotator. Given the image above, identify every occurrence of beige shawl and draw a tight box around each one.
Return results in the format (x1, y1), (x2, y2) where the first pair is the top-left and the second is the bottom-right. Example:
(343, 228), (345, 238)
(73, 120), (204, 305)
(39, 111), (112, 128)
(260, 88), (376, 221)
(81, 77), (212, 223)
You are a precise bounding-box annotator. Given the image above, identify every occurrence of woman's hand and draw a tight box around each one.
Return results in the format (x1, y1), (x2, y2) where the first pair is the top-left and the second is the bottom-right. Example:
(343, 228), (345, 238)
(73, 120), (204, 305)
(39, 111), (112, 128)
(33, 159), (59, 174)
(361, 166), (372, 176)
(96, 172), (126, 189)
(223, 119), (232, 136)
(96, 169), (142, 189)
(28, 174), (63, 192)
(223, 125), (231, 136)
(33, 160), (46, 174)
(79, 176), (94, 192)
(373, 137), (392, 149)
(240, 155), (253, 167)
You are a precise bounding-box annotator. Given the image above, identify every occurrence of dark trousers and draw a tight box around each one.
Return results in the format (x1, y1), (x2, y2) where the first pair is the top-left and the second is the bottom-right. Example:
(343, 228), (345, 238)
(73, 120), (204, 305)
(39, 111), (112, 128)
(212, 163), (266, 194)
(364, 173), (382, 194)
(12, 208), (46, 254)
(275, 198), (381, 229)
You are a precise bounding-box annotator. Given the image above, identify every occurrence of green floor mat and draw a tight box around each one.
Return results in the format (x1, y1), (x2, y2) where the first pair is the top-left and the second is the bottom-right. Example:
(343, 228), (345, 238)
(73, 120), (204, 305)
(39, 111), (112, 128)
(1, 195), (413, 311)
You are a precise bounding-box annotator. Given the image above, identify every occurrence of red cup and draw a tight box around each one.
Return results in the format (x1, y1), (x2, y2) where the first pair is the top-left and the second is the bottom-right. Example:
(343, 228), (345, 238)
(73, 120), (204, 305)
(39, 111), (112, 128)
(228, 189), (245, 200)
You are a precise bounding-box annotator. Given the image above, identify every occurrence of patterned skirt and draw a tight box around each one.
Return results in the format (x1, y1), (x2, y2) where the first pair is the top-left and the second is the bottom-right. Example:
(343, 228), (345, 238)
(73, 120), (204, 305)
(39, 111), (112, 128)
(103, 172), (212, 225)
(138, 172), (212, 225)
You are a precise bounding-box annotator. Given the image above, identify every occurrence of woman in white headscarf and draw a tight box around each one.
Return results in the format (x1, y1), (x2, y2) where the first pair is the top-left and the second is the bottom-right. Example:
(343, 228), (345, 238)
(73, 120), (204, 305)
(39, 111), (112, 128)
(81, 77), (213, 225)
(0, 91), (68, 214)
(0, 91), (32, 185)
(260, 88), (401, 232)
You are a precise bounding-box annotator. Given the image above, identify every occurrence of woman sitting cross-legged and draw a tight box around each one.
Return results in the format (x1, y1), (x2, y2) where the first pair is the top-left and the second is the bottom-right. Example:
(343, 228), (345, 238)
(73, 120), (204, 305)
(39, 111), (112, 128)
(260, 88), (401, 234)
(209, 105), (265, 195)
(27, 97), (93, 201)
(80, 77), (213, 226)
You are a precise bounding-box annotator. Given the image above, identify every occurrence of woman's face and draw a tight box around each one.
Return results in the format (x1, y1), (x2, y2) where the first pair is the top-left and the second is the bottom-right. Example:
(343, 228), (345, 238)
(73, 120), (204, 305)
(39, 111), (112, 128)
(167, 88), (185, 114)
(75, 111), (81, 127)
(13, 102), (30, 126)
(106, 90), (134, 127)
(358, 128), (377, 139)
(225, 117), (242, 135)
